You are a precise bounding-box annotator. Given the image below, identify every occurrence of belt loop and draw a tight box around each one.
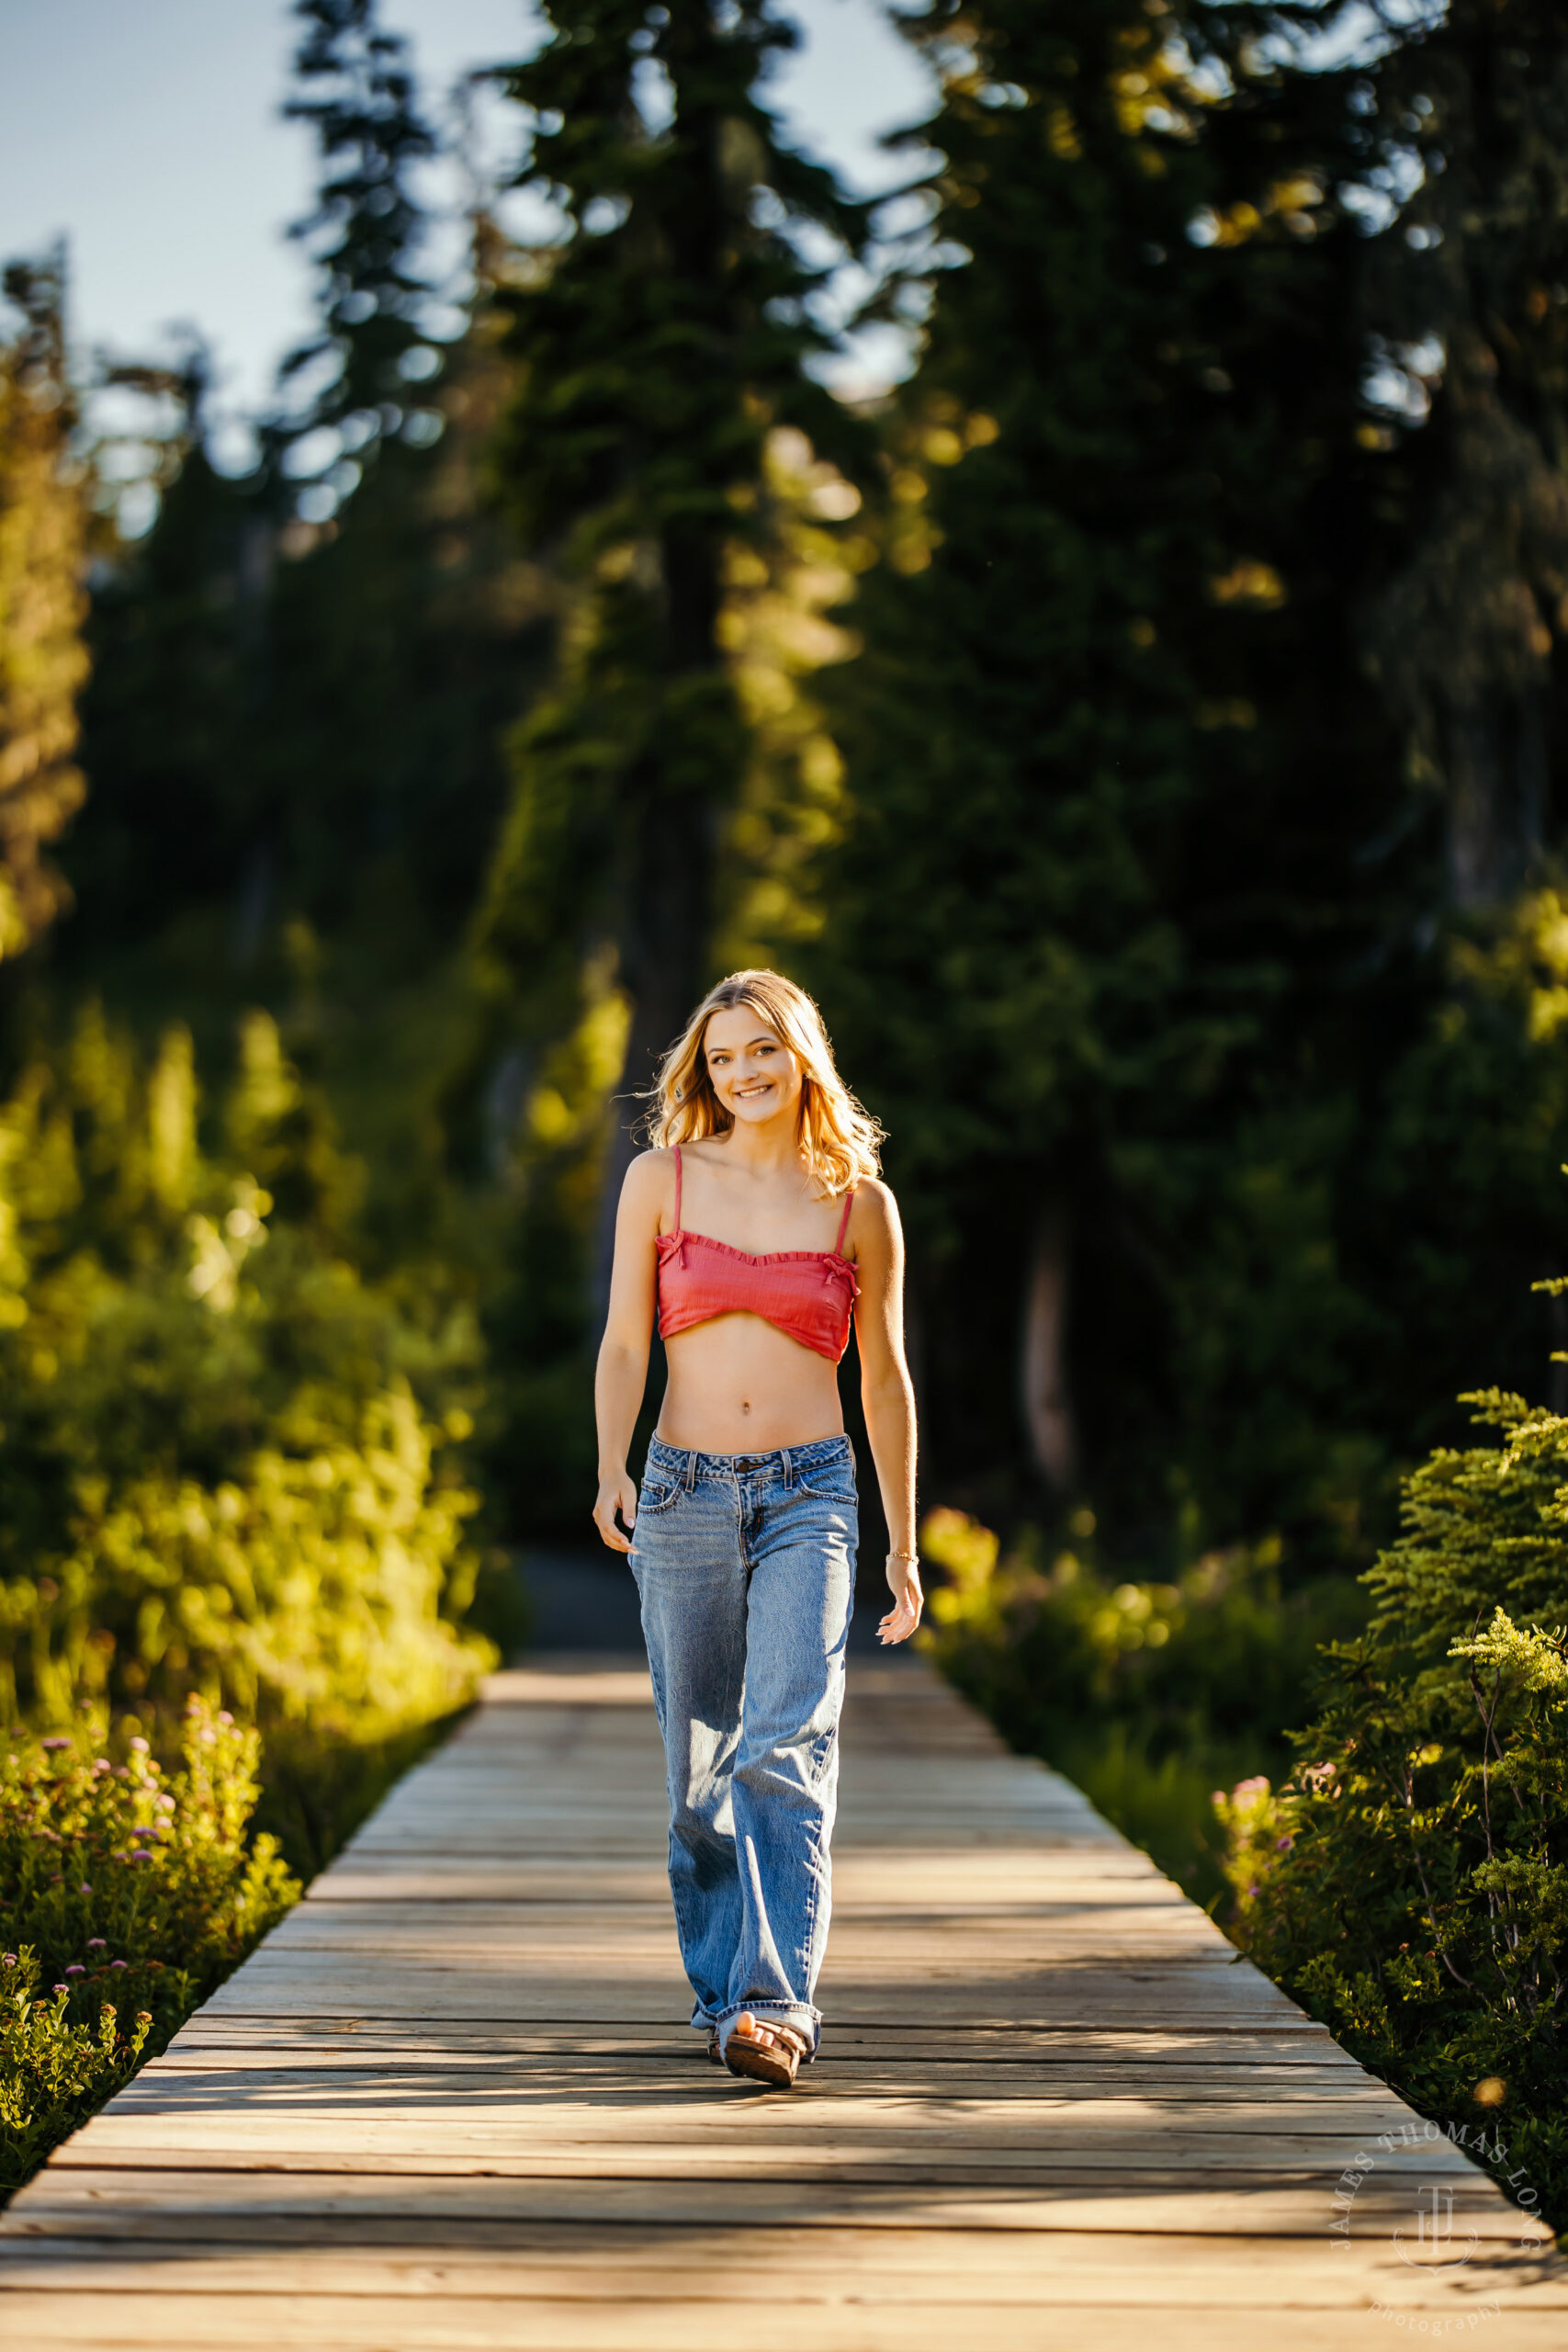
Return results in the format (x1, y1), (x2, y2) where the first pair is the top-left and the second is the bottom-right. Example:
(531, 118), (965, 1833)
(780, 1445), (794, 1491)
(683, 1449), (697, 1491)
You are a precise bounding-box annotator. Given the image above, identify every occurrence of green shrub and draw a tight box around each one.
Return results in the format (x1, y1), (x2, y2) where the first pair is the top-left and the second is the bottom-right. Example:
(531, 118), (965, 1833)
(1213, 1391), (1568, 2230)
(0, 1697), (298, 2195)
(0, 1699), (297, 2036)
(919, 1506), (1364, 1899)
(0, 1002), (494, 1736)
(1, 1949), (151, 2197)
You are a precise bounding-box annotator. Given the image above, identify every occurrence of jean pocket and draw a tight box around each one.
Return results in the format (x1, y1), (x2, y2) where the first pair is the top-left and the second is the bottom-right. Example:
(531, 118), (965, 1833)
(638, 1475), (684, 1516)
(796, 1465), (857, 1505)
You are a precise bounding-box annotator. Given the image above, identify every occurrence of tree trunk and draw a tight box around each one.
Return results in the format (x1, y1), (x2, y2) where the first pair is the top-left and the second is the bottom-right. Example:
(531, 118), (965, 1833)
(591, 520), (727, 1324)
(1021, 1204), (1077, 1493)
(591, 787), (715, 1325)
(1445, 686), (1547, 910)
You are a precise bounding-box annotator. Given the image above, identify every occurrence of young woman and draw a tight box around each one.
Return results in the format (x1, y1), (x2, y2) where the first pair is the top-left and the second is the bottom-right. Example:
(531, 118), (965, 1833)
(592, 968), (921, 2089)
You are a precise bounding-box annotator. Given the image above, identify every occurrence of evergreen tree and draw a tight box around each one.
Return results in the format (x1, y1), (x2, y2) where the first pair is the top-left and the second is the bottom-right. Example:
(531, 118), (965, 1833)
(68, 375), (264, 987)
(0, 254), (88, 958)
(66, 3), (542, 1264)
(479, 0), (875, 1198)
(1201, 4), (1568, 1469)
(810, 0), (1403, 1546)
(804, 0), (1568, 1573)
(277, 0), (441, 492)
(1356, 0), (1568, 908)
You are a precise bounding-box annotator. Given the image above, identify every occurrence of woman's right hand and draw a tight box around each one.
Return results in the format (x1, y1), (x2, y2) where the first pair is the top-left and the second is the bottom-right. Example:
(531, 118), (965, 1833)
(592, 1469), (638, 1554)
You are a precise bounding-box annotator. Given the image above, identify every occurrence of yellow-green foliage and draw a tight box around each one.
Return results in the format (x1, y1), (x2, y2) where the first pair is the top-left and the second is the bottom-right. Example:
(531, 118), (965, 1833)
(919, 1505), (1363, 1897)
(0, 259), (87, 955)
(0, 1698), (297, 2191)
(920, 1504), (1343, 1720)
(1, 1951), (150, 2195)
(0, 1001), (494, 1736)
(0, 1699), (298, 2027)
(715, 424), (873, 968)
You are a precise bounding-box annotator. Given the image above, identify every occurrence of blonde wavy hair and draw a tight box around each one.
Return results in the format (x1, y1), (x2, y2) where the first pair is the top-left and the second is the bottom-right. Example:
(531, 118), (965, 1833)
(645, 970), (884, 1198)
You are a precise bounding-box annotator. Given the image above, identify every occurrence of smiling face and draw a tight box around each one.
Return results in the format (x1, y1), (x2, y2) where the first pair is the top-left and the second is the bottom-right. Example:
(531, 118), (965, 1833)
(703, 1003), (806, 1131)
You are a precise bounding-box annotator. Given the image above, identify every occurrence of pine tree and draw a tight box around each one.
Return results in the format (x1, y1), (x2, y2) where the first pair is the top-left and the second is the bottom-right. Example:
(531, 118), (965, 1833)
(277, 0), (441, 493)
(1356, 0), (1568, 908)
(65, 3), (544, 1273)
(809, 0), (1404, 1539)
(479, 0), (875, 1196)
(0, 254), (88, 957)
(1197, 4), (1568, 1469)
(69, 0), (450, 991)
(69, 368), (264, 986)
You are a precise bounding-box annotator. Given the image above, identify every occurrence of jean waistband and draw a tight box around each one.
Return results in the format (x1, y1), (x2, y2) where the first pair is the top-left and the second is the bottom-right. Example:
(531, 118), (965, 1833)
(647, 1432), (852, 1487)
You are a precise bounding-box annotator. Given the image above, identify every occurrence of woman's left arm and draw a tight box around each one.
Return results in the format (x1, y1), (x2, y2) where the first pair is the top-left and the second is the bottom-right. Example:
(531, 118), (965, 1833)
(850, 1180), (922, 1645)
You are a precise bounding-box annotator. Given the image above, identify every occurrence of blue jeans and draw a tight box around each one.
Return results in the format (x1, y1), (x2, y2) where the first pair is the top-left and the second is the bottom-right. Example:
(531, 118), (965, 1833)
(629, 1432), (857, 2057)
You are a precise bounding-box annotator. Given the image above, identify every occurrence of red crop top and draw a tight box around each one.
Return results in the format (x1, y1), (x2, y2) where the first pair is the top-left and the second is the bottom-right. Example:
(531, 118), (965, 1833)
(656, 1145), (859, 1363)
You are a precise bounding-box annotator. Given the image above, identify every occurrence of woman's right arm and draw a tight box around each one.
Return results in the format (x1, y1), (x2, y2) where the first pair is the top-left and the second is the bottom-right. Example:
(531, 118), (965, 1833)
(592, 1151), (667, 1553)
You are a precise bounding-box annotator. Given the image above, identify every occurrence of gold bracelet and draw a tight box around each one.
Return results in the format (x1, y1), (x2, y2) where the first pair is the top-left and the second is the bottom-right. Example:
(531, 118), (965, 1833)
(887, 1548), (919, 1563)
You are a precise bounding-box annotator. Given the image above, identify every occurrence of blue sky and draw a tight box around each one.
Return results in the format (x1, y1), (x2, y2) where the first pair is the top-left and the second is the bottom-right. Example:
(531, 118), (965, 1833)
(0, 0), (935, 441)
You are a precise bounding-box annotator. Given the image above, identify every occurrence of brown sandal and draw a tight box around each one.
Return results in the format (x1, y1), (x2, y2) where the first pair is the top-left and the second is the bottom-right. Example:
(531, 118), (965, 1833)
(722, 2011), (809, 2089)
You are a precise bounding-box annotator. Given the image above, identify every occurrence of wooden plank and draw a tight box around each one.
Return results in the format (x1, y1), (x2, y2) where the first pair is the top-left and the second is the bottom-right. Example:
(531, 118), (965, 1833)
(138, 2014), (1336, 2046)
(3, 2227), (1562, 2307)
(4, 2165), (1540, 2239)
(115, 2074), (1418, 2124)
(3, 2295), (1566, 2352)
(161, 2019), (1344, 2056)
(57, 2106), (1496, 2175)
(2, 2234), (1564, 2309)
(189, 1975), (1311, 2027)
(1, 1649), (1559, 2348)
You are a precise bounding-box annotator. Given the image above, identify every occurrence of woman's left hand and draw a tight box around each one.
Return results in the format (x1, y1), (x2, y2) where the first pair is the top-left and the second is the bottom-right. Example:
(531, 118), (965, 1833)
(878, 1553), (923, 1645)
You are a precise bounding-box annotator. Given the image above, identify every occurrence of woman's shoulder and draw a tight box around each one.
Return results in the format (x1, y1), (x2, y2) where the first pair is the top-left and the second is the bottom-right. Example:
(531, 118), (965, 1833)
(845, 1173), (899, 1237)
(621, 1148), (678, 1213)
(849, 1170), (896, 1208)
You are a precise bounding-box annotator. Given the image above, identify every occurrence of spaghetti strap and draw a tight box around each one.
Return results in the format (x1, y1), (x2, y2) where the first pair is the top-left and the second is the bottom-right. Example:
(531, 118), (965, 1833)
(671, 1143), (682, 1234)
(834, 1188), (854, 1257)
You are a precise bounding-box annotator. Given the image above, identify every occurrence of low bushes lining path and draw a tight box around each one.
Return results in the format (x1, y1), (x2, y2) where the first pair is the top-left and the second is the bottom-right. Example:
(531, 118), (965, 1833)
(0, 1653), (1562, 2347)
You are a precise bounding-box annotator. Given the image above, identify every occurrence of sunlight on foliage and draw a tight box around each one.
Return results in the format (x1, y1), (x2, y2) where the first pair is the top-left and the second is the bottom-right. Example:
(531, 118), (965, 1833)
(0, 1002), (492, 1736)
(0, 256), (87, 955)
(0, 1697), (298, 2191)
(919, 1506), (1362, 1901)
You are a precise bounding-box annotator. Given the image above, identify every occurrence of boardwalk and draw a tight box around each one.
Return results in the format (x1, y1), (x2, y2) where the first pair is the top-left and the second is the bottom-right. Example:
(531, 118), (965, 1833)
(1, 1653), (1562, 2347)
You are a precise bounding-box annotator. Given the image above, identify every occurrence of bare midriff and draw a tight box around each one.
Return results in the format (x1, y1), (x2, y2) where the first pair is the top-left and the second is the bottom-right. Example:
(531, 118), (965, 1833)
(657, 1314), (846, 1454)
